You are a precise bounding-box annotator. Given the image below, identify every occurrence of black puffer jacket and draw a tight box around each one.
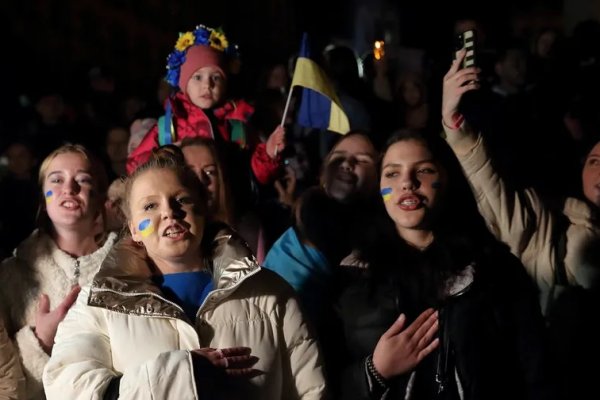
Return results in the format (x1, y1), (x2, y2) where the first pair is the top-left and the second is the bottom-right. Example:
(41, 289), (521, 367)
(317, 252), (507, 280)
(327, 246), (558, 400)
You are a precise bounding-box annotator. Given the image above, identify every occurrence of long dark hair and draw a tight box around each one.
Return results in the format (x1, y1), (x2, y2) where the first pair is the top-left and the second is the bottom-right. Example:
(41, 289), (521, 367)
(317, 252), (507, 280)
(357, 130), (501, 315)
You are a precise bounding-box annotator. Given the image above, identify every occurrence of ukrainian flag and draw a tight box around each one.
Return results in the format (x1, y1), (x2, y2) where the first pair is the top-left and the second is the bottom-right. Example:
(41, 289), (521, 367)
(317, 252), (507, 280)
(291, 34), (350, 135)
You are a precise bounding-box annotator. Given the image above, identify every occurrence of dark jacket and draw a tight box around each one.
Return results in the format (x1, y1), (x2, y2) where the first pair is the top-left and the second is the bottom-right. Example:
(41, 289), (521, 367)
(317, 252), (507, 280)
(328, 244), (557, 400)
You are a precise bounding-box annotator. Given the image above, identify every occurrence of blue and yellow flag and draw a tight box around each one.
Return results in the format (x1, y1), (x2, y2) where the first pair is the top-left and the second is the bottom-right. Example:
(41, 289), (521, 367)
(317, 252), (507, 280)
(291, 34), (350, 135)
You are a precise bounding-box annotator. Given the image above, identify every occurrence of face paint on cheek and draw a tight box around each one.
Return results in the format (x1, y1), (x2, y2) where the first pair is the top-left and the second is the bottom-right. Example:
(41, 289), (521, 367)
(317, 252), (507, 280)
(45, 190), (53, 204)
(380, 187), (392, 201)
(138, 219), (155, 237)
(432, 181), (443, 190)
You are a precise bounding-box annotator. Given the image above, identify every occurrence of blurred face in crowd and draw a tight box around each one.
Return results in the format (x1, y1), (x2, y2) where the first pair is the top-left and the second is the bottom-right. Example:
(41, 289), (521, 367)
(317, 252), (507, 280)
(106, 128), (130, 163)
(496, 49), (527, 89)
(267, 64), (288, 91)
(128, 168), (205, 271)
(286, 143), (311, 181)
(322, 134), (378, 203)
(402, 80), (424, 107)
(182, 144), (219, 209)
(5, 143), (36, 178)
(582, 141), (600, 207)
(454, 18), (485, 46)
(43, 152), (102, 230)
(105, 178), (126, 232)
(380, 139), (447, 239)
(35, 94), (65, 124)
(123, 96), (146, 123)
(186, 66), (226, 109)
(536, 31), (557, 59)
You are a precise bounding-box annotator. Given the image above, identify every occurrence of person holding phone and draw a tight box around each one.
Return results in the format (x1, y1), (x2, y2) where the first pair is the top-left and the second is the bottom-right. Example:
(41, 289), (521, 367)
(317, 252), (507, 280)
(442, 48), (600, 314)
(443, 48), (600, 399)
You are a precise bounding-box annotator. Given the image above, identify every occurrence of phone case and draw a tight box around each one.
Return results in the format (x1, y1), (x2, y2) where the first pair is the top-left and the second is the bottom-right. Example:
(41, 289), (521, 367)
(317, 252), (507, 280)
(456, 30), (476, 69)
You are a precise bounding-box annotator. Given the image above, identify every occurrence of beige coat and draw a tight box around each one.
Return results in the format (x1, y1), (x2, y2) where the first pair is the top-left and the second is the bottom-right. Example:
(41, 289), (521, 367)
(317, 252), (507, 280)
(444, 123), (600, 312)
(0, 317), (25, 400)
(0, 230), (117, 399)
(43, 227), (326, 400)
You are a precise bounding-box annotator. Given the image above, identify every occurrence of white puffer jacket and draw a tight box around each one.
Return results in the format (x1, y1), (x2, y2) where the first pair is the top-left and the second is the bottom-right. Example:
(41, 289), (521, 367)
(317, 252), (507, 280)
(43, 226), (326, 400)
(0, 229), (118, 399)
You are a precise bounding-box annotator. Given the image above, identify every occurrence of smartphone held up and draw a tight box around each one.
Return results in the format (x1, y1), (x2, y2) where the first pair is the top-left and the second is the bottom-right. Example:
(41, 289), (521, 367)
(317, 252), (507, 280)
(455, 29), (476, 69)
(455, 29), (480, 88)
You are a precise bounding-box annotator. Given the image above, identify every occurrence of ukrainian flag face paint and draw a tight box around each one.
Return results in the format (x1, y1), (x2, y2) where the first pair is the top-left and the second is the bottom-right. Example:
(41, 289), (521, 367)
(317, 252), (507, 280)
(379, 139), (448, 235)
(138, 219), (154, 237)
(43, 152), (100, 227)
(129, 169), (208, 266)
(380, 187), (392, 201)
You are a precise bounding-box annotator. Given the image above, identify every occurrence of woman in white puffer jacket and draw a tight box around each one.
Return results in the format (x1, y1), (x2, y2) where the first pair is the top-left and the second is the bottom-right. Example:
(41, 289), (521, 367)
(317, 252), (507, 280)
(44, 147), (326, 400)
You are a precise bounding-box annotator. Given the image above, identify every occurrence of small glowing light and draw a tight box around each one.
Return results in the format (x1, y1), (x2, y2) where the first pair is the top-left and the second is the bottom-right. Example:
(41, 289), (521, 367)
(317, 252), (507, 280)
(374, 40), (385, 60)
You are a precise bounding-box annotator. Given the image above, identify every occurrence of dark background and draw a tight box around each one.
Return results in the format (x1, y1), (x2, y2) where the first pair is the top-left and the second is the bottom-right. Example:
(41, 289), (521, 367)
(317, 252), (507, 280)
(0, 0), (574, 101)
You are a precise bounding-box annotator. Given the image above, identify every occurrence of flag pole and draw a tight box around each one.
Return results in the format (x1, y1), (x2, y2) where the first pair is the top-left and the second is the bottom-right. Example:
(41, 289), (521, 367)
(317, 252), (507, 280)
(280, 85), (294, 127)
(275, 85), (295, 157)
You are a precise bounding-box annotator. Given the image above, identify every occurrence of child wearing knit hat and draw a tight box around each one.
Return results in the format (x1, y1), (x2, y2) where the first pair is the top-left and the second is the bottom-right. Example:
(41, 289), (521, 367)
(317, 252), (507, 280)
(127, 25), (285, 185)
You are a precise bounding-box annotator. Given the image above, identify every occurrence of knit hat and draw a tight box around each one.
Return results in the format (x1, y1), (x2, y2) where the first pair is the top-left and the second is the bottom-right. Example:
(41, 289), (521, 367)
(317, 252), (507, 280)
(165, 25), (237, 93)
(178, 46), (224, 93)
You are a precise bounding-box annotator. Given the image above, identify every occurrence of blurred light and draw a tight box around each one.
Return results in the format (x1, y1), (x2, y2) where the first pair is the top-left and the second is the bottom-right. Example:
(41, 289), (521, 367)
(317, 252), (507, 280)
(374, 40), (385, 60)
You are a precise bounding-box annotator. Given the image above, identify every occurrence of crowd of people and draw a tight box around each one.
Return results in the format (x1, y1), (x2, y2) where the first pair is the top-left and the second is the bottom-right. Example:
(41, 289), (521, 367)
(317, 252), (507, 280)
(1, 14), (600, 400)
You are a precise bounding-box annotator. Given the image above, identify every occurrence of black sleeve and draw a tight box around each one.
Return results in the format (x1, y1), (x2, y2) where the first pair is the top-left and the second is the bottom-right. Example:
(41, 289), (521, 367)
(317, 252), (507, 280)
(339, 358), (379, 400)
(190, 352), (224, 398)
(102, 376), (121, 400)
(499, 252), (561, 400)
(296, 187), (350, 263)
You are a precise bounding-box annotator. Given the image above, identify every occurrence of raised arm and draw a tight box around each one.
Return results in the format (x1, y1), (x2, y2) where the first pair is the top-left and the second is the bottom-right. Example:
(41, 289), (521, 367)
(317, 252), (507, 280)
(441, 49), (555, 279)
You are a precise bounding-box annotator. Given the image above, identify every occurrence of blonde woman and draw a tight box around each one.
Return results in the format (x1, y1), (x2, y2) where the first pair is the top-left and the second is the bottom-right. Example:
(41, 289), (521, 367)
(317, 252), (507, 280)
(0, 144), (117, 399)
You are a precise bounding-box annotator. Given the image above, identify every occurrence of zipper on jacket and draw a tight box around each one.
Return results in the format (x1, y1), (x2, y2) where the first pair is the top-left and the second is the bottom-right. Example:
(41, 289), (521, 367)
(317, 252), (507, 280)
(73, 259), (80, 284)
(93, 287), (187, 317)
(435, 307), (451, 395)
(199, 108), (215, 140)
